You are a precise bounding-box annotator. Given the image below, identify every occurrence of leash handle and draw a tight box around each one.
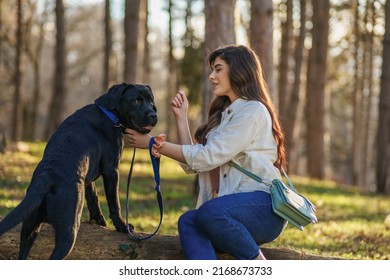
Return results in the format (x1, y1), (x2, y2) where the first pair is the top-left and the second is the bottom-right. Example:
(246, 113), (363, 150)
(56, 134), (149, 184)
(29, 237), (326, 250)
(125, 137), (164, 241)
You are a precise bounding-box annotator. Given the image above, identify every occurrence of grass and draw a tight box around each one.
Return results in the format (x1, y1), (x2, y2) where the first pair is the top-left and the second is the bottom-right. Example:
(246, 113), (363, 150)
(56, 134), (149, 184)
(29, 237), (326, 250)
(0, 142), (389, 260)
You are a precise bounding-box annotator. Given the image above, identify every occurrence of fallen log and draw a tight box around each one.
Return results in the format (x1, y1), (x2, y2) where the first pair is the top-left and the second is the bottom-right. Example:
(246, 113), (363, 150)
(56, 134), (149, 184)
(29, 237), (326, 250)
(0, 222), (336, 260)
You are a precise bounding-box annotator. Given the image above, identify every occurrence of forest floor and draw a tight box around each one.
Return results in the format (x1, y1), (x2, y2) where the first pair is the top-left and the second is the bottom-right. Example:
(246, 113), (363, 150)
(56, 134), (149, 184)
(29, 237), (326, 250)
(0, 142), (389, 260)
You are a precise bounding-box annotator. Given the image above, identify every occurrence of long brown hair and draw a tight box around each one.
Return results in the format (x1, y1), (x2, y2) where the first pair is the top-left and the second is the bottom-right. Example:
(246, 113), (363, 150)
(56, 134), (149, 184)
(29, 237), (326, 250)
(195, 45), (287, 170)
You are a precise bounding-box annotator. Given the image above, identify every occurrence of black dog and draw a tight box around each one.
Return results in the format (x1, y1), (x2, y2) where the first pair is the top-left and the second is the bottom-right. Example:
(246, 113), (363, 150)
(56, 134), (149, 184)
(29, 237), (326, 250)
(0, 83), (157, 259)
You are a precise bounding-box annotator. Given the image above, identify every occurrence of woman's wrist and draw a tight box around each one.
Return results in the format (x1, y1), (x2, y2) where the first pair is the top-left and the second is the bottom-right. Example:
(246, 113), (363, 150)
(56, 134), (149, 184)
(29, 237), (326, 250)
(151, 134), (166, 158)
(174, 114), (188, 123)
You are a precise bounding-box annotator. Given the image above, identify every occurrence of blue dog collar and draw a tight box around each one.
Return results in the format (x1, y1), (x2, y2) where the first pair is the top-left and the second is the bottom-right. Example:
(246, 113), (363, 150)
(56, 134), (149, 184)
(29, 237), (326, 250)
(95, 102), (124, 128)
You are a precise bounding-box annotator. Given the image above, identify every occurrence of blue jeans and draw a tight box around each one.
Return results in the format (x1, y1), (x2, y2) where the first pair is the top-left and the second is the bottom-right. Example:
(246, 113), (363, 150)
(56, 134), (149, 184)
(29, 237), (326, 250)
(178, 191), (285, 260)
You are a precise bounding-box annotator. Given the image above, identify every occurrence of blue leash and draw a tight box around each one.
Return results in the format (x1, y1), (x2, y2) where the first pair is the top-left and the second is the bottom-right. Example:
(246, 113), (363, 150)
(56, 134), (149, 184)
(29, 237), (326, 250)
(125, 137), (163, 241)
(95, 102), (163, 240)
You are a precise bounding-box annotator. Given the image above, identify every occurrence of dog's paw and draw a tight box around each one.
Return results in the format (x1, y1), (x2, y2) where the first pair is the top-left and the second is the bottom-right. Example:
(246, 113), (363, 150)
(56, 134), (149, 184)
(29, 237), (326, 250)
(114, 220), (131, 233)
(89, 215), (107, 227)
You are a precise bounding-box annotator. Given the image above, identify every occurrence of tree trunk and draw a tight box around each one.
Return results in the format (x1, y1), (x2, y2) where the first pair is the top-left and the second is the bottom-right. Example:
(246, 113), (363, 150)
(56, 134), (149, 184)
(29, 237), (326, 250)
(277, 0), (292, 115)
(103, 0), (113, 91)
(142, 1), (150, 85)
(250, 0), (274, 96)
(45, 0), (66, 139)
(23, 0), (48, 141)
(11, 0), (23, 141)
(376, 0), (390, 194)
(137, 0), (147, 83)
(284, 0), (306, 174)
(305, 0), (329, 179)
(166, 0), (178, 142)
(352, 1), (363, 186)
(356, 0), (369, 187)
(201, 0), (236, 123)
(361, 0), (376, 189)
(0, 222), (337, 260)
(124, 0), (140, 83)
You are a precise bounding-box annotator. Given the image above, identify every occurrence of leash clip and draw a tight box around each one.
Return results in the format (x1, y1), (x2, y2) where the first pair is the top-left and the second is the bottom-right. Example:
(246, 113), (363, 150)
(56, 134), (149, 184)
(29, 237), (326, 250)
(95, 102), (125, 128)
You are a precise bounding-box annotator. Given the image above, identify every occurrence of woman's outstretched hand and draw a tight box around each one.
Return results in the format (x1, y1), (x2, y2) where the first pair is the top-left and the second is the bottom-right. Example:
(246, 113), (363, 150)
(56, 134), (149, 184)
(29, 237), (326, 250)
(124, 128), (151, 149)
(171, 90), (189, 120)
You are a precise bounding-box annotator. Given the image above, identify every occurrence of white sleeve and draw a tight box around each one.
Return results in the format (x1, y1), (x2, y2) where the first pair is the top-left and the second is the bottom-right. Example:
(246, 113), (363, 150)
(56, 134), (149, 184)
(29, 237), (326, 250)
(181, 112), (259, 172)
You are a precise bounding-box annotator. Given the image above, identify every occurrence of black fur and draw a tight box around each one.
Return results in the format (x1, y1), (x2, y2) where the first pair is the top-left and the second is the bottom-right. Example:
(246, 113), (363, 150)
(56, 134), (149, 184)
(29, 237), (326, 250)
(0, 83), (157, 259)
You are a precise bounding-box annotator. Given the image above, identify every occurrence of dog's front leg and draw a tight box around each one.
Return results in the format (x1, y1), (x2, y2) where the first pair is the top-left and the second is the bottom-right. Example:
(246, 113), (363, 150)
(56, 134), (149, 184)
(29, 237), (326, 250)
(85, 182), (107, 226)
(101, 169), (130, 233)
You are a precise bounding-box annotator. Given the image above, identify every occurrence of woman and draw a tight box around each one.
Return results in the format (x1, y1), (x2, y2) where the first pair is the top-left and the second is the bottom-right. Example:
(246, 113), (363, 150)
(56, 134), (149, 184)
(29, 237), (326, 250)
(125, 45), (287, 260)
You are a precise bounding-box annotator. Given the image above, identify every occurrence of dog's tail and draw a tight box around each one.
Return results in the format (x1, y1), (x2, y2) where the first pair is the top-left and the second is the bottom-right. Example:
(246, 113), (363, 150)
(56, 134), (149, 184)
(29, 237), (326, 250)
(0, 174), (52, 236)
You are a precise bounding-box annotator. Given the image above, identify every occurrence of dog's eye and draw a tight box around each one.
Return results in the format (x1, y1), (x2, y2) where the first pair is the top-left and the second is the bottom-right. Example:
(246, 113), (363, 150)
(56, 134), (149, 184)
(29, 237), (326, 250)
(132, 99), (142, 105)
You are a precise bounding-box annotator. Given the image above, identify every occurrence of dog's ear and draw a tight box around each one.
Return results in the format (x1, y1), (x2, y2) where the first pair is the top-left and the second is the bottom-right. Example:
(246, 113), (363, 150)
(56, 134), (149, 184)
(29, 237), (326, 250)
(143, 84), (155, 100)
(144, 84), (152, 95)
(143, 84), (157, 111)
(107, 83), (134, 110)
(95, 83), (134, 110)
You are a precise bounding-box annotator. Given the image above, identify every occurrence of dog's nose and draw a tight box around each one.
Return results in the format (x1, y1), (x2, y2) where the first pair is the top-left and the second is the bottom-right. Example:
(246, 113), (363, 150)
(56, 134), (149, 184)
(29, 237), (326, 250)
(148, 113), (158, 125)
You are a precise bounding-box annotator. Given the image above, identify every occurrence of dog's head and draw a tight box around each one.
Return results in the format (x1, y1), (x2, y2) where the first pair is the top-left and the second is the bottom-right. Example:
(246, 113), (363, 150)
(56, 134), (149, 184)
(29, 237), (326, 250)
(95, 83), (158, 134)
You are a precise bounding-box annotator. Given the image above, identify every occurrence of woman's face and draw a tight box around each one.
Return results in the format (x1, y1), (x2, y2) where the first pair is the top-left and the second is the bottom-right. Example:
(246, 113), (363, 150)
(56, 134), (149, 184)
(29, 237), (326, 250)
(209, 57), (238, 102)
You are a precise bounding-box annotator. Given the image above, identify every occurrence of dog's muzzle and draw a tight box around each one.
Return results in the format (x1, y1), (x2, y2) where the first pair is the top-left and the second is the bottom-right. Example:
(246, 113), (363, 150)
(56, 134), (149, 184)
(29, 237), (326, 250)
(132, 112), (158, 134)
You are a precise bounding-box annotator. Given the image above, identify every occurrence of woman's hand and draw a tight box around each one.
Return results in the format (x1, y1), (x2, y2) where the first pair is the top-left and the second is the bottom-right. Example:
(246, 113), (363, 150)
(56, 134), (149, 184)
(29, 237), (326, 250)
(124, 128), (151, 149)
(171, 90), (189, 120)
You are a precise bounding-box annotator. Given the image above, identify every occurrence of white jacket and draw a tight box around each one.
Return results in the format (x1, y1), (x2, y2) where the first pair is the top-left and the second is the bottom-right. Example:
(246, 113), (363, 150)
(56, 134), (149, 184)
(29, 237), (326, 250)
(181, 98), (282, 208)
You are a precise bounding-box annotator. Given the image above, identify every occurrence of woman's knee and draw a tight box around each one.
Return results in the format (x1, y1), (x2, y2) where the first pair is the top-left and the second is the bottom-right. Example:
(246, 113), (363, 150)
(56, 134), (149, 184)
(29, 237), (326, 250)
(178, 210), (197, 232)
(194, 203), (226, 235)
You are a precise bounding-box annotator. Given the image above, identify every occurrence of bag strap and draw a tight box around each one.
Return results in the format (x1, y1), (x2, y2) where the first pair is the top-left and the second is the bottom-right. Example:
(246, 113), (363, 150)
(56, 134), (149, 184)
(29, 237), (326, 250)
(230, 161), (316, 210)
(229, 161), (264, 183)
(229, 161), (298, 193)
(280, 168), (298, 193)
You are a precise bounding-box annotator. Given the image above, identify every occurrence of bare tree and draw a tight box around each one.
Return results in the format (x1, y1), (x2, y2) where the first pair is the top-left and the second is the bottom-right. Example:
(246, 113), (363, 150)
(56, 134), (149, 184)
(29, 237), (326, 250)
(360, 0), (376, 188)
(141, 0), (150, 84)
(352, 1), (363, 186)
(202, 0), (236, 123)
(166, 0), (177, 140)
(124, 0), (140, 83)
(11, 0), (23, 141)
(250, 0), (274, 95)
(45, 0), (66, 139)
(179, 0), (204, 143)
(103, 0), (113, 90)
(305, 0), (330, 179)
(137, 0), (148, 84)
(0, 0), (3, 149)
(351, 0), (377, 188)
(284, 0), (307, 173)
(376, 0), (390, 194)
(23, 0), (49, 140)
(277, 0), (292, 115)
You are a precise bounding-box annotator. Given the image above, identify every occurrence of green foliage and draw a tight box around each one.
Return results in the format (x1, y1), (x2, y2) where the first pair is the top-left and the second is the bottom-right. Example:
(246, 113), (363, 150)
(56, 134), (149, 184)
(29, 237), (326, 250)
(0, 142), (389, 259)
